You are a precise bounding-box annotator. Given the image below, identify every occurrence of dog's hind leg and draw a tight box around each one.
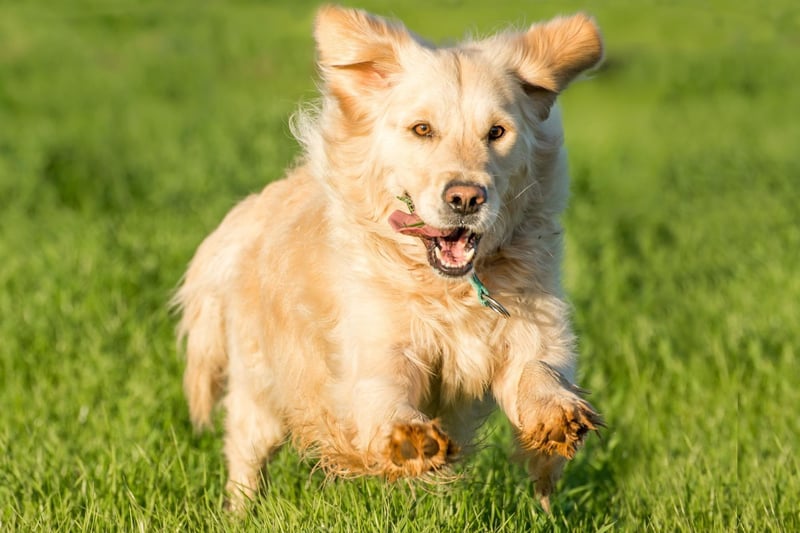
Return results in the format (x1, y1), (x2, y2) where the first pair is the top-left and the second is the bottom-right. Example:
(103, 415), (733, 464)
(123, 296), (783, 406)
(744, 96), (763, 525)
(222, 383), (286, 513)
(521, 450), (567, 514)
(221, 329), (287, 512)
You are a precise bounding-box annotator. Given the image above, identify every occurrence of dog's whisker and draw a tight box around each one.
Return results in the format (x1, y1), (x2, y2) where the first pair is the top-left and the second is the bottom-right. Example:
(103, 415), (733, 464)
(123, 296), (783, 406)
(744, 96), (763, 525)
(511, 181), (539, 202)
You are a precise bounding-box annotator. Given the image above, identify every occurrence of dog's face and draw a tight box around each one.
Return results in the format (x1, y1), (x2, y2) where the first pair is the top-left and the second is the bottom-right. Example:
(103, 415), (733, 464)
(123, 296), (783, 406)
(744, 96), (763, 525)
(314, 7), (602, 277)
(377, 49), (520, 277)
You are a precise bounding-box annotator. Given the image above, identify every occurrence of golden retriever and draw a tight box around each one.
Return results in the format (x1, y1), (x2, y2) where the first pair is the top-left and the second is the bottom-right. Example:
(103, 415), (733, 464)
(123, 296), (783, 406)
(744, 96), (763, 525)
(174, 4), (604, 513)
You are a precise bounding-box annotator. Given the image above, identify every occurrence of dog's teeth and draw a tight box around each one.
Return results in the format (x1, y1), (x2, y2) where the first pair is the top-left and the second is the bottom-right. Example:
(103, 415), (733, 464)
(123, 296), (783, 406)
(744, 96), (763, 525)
(434, 244), (475, 269)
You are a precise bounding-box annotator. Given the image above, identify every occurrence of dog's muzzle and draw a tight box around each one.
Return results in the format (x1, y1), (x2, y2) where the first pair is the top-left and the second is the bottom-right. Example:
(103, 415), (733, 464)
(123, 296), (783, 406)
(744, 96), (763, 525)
(388, 210), (481, 277)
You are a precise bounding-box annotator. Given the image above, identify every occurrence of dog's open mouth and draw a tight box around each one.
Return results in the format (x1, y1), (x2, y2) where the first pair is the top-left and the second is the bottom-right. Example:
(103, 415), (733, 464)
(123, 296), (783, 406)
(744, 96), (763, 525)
(389, 210), (481, 277)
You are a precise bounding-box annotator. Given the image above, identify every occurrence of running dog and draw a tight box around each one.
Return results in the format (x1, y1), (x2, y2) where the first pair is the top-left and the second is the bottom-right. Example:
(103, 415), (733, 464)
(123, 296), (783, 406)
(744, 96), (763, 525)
(174, 5), (604, 512)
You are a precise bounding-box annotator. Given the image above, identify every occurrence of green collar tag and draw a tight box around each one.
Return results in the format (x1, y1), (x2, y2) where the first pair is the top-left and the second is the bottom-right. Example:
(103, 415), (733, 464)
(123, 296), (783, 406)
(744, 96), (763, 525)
(469, 273), (510, 318)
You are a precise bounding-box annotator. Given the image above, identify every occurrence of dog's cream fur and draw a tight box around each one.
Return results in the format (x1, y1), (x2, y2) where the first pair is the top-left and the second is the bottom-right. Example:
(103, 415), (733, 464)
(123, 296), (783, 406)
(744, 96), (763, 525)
(174, 5), (604, 512)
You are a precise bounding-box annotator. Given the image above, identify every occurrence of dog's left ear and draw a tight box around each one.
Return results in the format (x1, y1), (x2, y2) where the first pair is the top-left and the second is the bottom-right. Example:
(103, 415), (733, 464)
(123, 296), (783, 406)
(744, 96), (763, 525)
(314, 5), (416, 119)
(487, 14), (603, 119)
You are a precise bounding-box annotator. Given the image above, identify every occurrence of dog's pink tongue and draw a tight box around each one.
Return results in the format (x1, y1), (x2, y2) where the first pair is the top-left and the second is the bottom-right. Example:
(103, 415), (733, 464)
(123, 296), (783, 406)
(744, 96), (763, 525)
(439, 232), (472, 264)
(388, 210), (450, 238)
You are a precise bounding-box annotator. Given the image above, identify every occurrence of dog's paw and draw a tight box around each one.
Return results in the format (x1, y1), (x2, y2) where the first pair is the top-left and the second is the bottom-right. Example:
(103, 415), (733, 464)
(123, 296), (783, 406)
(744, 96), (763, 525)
(385, 421), (458, 477)
(520, 394), (604, 459)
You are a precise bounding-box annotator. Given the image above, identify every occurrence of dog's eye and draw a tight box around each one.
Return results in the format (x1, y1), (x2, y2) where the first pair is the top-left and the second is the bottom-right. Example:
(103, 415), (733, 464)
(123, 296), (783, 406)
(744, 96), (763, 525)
(488, 125), (506, 141)
(412, 123), (433, 137)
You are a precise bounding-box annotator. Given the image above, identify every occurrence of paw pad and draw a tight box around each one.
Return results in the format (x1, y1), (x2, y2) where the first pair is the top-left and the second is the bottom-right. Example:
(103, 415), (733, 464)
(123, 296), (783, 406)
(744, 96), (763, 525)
(386, 421), (457, 475)
(521, 397), (604, 459)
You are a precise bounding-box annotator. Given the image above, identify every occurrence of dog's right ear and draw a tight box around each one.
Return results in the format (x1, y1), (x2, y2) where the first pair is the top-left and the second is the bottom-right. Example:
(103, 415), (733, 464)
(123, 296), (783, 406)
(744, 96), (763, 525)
(314, 5), (412, 118)
(477, 14), (603, 121)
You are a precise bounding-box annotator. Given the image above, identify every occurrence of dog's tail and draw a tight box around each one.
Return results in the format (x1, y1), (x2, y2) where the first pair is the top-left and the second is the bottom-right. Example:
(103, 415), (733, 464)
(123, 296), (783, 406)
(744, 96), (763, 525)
(172, 278), (228, 431)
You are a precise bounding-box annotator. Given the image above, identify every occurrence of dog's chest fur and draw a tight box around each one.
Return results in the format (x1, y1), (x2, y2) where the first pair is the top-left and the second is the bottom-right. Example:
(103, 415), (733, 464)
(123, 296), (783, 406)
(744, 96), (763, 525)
(404, 291), (505, 402)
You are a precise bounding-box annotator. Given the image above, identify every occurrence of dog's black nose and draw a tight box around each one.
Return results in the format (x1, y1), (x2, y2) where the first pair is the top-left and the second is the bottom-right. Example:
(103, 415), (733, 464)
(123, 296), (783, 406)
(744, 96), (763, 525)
(443, 182), (487, 215)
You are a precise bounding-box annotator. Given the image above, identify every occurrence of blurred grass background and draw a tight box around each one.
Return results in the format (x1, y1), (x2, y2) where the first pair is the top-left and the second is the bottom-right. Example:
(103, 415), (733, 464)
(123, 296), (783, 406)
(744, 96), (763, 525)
(1, 1), (798, 530)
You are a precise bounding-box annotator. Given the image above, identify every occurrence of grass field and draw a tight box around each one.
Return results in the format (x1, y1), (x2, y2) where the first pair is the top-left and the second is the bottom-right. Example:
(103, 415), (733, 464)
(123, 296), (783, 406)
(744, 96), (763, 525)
(1, 1), (798, 531)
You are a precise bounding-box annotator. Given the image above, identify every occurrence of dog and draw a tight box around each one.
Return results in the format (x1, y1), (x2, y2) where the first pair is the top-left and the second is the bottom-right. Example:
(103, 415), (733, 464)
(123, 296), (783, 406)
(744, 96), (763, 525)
(174, 4), (604, 513)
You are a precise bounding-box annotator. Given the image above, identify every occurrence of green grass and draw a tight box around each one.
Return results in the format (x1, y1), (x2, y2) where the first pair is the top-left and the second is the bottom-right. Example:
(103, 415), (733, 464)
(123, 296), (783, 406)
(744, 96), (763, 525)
(1, 0), (798, 530)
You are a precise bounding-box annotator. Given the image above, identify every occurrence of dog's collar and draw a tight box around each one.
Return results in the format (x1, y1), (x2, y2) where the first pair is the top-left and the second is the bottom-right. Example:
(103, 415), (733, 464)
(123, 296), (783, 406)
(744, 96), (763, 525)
(469, 273), (510, 318)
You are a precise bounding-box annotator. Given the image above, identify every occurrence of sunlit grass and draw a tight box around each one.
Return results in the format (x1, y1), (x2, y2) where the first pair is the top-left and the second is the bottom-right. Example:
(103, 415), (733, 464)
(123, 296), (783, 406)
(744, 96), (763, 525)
(1, 1), (798, 530)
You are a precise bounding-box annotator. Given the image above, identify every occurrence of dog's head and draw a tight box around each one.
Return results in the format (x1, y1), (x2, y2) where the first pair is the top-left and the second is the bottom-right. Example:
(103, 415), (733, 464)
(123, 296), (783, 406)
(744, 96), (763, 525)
(311, 6), (602, 278)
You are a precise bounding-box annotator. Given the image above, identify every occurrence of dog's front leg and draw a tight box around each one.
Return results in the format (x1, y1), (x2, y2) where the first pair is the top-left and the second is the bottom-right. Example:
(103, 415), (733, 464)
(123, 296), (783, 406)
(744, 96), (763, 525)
(333, 340), (458, 478)
(492, 297), (603, 512)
